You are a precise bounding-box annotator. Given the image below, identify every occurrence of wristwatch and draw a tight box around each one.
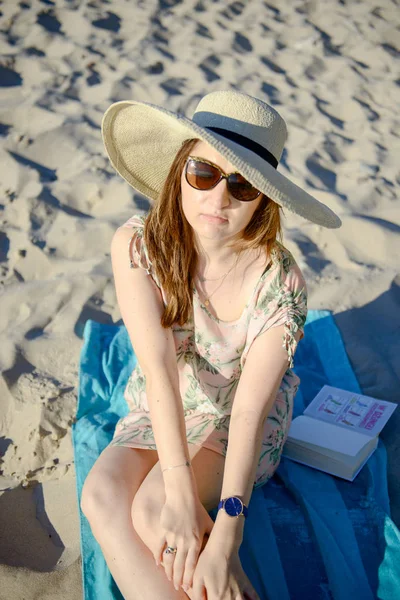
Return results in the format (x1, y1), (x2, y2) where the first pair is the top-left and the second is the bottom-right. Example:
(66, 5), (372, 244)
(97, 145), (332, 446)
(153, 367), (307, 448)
(217, 496), (248, 518)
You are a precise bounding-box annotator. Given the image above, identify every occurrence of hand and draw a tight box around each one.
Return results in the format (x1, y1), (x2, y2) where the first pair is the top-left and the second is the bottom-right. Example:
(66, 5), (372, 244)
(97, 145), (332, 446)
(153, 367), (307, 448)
(191, 541), (260, 600)
(154, 492), (214, 591)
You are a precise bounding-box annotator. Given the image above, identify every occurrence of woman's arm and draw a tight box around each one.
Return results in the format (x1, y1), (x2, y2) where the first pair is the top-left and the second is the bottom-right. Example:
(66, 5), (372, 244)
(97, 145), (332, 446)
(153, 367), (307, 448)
(111, 227), (196, 492)
(210, 324), (303, 548)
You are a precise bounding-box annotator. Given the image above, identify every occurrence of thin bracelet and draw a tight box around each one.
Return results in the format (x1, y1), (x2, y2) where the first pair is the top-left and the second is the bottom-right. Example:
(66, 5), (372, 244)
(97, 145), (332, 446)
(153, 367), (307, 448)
(162, 460), (191, 473)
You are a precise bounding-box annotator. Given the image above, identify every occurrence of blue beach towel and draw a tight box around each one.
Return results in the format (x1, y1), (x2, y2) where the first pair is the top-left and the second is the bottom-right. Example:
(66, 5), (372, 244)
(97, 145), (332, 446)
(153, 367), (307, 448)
(73, 311), (400, 600)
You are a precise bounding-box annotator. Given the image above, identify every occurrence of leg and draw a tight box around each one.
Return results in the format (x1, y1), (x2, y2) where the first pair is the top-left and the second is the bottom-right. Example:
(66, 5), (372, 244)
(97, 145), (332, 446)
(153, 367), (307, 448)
(81, 445), (186, 600)
(131, 444), (226, 599)
(81, 443), (220, 600)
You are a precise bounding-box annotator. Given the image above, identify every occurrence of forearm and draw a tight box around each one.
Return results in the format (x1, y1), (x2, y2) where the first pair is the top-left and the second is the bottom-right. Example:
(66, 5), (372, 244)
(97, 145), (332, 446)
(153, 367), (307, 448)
(211, 410), (266, 546)
(221, 410), (264, 506)
(145, 373), (197, 493)
(211, 331), (292, 548)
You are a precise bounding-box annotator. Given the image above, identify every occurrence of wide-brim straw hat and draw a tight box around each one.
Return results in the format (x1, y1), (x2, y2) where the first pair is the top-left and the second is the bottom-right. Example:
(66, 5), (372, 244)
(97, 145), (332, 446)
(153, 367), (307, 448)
(101, 90), (341, 229)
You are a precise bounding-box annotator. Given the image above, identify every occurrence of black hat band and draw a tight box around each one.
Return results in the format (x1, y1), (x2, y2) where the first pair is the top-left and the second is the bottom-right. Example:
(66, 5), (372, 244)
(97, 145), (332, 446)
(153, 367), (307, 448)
(206, 126), (279, 169)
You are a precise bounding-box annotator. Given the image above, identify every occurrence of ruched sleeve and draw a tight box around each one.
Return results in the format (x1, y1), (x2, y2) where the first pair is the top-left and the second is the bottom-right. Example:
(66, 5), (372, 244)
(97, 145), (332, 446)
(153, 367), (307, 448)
(120, 214), (165, 298)
(241, 246), (308, 369)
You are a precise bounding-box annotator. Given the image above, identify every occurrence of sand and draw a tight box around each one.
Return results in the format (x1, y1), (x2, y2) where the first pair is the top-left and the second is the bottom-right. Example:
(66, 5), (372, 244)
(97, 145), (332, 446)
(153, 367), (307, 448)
(0, 0), (399, 598)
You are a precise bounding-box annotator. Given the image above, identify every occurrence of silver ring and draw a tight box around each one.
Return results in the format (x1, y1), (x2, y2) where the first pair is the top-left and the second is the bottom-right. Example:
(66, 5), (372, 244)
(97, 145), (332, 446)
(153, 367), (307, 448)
(165, 546), (177, 555)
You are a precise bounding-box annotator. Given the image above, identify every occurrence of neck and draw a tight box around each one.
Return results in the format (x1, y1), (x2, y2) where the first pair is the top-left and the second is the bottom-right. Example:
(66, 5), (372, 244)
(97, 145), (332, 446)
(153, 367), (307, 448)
(194, 236), (241, 272)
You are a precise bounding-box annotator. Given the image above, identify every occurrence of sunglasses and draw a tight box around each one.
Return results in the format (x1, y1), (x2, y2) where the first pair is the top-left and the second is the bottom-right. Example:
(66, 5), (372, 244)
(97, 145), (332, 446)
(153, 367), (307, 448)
(185, 156), (262, 202)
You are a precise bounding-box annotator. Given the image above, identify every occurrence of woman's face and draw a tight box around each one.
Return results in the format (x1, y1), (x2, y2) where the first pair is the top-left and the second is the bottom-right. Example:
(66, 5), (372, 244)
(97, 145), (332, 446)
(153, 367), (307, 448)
(180, 140), (263, 246)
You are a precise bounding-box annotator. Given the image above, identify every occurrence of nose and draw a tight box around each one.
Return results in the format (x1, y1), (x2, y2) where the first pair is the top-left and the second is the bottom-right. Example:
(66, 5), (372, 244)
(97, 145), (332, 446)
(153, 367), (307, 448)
(208, 178), (231, 209)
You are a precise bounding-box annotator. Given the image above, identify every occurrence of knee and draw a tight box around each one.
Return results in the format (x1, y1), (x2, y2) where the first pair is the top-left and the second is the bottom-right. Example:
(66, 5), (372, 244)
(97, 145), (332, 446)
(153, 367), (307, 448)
(131, 490), (158, 541)
(80, 469), (127, 525)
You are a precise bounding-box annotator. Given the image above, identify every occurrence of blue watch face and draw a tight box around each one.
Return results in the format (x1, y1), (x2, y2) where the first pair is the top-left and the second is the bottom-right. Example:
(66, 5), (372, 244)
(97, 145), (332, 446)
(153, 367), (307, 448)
(224, 497), (243, 517)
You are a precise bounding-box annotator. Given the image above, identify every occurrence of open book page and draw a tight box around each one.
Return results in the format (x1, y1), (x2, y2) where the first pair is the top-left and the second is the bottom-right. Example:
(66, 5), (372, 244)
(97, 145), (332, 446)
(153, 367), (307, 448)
(304, 385), (397, 438)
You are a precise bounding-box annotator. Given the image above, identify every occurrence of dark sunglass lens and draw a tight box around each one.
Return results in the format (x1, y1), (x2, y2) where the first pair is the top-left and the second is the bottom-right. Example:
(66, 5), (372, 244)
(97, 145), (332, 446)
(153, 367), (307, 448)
(228, 174), (260, 201)
(186, 160), (220, 190)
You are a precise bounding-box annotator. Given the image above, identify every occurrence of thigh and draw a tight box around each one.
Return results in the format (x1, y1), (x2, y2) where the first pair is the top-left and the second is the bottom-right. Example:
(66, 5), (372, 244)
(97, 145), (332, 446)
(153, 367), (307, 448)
(81, 444), (160, 516)
(131, 444), (225, 537)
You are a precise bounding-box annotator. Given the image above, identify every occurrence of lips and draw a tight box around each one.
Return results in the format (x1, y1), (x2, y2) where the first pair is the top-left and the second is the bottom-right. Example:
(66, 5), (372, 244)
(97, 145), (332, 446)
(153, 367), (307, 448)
(201, 214), (228, 223)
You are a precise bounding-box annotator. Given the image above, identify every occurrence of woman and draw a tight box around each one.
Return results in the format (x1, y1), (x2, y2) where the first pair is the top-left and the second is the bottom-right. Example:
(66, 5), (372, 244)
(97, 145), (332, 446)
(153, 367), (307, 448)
(81, 90), (341, 600)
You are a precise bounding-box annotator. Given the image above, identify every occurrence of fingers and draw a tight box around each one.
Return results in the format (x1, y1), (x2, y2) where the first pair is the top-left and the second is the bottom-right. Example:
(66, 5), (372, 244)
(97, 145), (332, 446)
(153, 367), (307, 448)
(162, 543), (177, 585)
(182, 532), (209, 589)
(154, 535), (166, 566)
(170, 544), (188, 590)
(181, 544), (199, 590)
(192, 577), (206, 600)
(166, 541), (202, 591)
(155, 527), (211, 591)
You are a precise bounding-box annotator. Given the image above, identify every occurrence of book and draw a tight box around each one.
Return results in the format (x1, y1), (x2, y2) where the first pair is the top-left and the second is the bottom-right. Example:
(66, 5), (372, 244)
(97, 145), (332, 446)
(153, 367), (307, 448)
(281, 385), (397, 481)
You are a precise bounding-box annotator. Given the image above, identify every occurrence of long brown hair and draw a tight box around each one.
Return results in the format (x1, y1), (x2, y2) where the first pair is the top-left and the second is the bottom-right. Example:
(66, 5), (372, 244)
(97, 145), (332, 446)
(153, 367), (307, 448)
(144, 138), (283, 328)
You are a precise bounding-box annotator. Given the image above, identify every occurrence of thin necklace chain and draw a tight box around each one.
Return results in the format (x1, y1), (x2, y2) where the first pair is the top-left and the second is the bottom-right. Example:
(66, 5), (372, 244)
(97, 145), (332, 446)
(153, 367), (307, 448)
(199, 269), (231, 306)
(198, 259), (238, 282)
(196, 251), (244, 307)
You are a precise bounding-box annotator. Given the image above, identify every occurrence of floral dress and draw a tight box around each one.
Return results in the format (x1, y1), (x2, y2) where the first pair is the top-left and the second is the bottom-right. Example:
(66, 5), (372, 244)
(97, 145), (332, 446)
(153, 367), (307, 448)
(110, 214), (308, 489)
